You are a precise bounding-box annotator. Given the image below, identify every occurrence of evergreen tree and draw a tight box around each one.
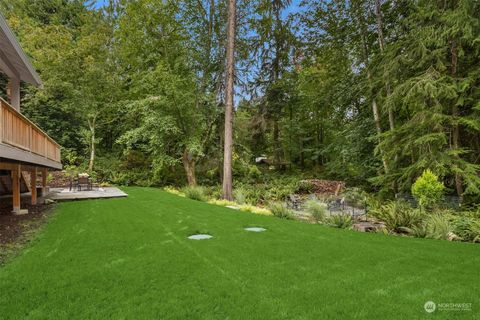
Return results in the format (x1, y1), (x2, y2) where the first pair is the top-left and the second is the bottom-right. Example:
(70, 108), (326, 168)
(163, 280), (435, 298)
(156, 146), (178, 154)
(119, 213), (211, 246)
(376, 0), (480, 198)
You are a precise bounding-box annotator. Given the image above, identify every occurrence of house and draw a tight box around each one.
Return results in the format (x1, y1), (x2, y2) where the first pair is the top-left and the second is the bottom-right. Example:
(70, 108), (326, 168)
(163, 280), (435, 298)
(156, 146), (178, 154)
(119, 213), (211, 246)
(0, 13), (61, 214)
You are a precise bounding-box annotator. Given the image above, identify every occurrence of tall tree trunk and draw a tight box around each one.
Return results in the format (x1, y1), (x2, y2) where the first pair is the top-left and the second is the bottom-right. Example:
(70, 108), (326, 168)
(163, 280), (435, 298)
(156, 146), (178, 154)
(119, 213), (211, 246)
(374, 0), (395, 132)
(450, 39), (464, 200)
(272, 2), (283, 169)
(200, 0), (215, 93)
(372, 99), (382, 135)
(88, 117), (96, 171)
(374, 0), (386, 52)
(374, 0), (399, 192)
(372, 99), (389, 173)
(183, 149), (197, 186)
(222, 0), (236, 201)
(356, 3), (389, 175)
(273, 119), (280, 167)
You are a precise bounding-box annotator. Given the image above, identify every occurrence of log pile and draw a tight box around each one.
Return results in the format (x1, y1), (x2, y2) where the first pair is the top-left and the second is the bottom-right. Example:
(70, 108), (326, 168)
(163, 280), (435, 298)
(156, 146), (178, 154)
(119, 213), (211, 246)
(298, 179), (346, 195)
(49, 171), (71, 188)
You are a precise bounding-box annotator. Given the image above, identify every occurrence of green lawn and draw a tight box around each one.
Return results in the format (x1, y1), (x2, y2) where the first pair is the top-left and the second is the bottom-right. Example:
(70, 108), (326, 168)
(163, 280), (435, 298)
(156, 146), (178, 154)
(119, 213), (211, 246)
(0, 187), (479, 319)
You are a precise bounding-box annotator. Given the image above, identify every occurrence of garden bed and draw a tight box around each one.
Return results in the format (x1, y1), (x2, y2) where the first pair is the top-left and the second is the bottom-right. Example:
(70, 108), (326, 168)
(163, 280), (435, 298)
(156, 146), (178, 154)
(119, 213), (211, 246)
(0, 198), (54, 263)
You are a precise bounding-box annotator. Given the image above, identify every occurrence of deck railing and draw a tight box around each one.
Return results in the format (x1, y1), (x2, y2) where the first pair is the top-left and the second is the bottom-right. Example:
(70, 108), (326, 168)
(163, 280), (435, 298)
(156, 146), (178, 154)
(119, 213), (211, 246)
(0, 97), (61, 163)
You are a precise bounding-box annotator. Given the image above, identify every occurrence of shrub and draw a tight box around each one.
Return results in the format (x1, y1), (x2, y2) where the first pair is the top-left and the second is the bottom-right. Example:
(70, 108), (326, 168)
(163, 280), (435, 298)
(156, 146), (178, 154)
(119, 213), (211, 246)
(343, 188), (368, 208)
(164, 186), (185, 197)
(233, 177), (299, 205)
(424, 214), (455, 240)
(207, 199), (236, 207)
(469, 220), (480, 243)
(182, 186), (206, 201)
(269, 202), (294, 220)
(401, 224), (428, 238)
(411, 170), (445, 209)
(297, 180), (315, 194)
(305, 200), (328, 223)
(242, 187), (264, 205)
(233, 189), (247, 205)
(238, 205), (272, 216)
(203, 186), (221, 199)
(404, 213), (457, 240)
(326, 213), (353, 229)
(452, 215), (480, 242)
(248, 165), (262, 180)
(370, 201), (423, 233)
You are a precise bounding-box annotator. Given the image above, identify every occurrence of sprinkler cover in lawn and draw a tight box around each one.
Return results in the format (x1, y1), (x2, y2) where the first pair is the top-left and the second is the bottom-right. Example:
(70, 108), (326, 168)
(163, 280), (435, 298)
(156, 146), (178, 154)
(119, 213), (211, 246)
(244, 227), (266, 232)
(188, 234), (213, 240)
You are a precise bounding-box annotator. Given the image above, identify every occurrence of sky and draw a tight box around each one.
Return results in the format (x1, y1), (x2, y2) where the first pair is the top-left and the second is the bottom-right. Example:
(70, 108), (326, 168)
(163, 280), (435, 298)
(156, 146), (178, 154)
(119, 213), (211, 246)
(93, 0), (106, 8)
(93, 0), (303, 15)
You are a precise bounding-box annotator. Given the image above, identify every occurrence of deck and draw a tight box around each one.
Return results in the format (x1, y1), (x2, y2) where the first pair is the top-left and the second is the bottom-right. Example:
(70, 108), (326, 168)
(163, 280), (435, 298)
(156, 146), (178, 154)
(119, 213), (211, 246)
(0, 12), (62, 214)
(0, 97), (61, 169)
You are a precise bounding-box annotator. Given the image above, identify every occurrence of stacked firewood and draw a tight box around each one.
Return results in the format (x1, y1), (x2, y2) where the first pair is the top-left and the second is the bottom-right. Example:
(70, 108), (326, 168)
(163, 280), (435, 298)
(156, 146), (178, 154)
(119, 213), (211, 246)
(298, 179), (345, 195)
(49, 171), (71, 188)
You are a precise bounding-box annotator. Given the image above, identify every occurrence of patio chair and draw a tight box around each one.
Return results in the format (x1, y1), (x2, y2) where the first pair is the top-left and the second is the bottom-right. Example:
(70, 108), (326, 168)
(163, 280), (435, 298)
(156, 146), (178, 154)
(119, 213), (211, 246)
(77, 176), (92, 191)
(69, 176), (78, 191)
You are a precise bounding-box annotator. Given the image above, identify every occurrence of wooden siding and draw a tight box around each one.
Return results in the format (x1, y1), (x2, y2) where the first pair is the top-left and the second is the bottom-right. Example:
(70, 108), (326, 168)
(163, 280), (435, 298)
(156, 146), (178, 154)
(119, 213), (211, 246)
(0, 97), (61, 165)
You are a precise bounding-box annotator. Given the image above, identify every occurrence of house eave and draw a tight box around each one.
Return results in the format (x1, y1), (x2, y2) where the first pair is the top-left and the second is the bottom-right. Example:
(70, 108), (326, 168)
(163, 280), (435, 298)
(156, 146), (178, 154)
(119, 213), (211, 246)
(0, 13), (42, 87)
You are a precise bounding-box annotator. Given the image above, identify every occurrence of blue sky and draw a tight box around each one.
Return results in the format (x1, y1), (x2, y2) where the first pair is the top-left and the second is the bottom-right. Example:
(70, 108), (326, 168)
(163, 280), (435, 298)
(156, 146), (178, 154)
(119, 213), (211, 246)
(93, 0), (106, 8)
(284, 0), (303, 16)
(93, 0), (303, 15)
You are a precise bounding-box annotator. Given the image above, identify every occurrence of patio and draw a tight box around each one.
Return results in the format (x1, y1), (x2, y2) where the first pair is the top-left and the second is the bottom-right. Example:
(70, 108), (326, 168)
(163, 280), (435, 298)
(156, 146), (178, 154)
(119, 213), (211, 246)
(47, 187), (127, 201)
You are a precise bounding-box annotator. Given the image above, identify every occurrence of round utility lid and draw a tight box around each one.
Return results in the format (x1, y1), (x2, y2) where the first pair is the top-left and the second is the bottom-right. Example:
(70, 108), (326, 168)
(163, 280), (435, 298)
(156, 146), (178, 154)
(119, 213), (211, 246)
(244, 227), (267, 232)
(188, 234), (213, 240)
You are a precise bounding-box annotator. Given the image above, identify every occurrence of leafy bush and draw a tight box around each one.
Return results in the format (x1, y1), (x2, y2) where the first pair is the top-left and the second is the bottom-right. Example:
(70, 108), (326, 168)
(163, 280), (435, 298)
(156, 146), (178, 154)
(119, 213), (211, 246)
(207, 199), (236, 207)
(411, 170), (445, 209)
(424, 214), (455, 240)
(238, 205), (272, 216)
(202, 186), (221, 199)
(305, 200), (328, 223)
(401, 224), (428, 238)
(403, 213), (457, 240)
(233, 176), (299, 205)
(297, 180), (314, 194)
(164, 186), (185, 197)
(233, 188), (247, 205)
(468, 220), (480, 242)
(452, 215), (480, 242)
(182, 186), (206, 201)
(269, 202), (294, 219)
(242, 187), (264, 205)
(206, 198), (271, 216)
(370, 201), (423, 233)
(248, 165), (262, 180)
(326, 213), (353, 229)
(343, 188), (368, 208)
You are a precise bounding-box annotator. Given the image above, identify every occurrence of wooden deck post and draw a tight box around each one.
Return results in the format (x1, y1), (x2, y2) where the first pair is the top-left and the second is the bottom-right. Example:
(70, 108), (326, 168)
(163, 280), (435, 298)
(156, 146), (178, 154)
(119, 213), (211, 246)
(30, 167), (37, 205)
(11, 164), (21, 214)
(41, 168), (48, 196)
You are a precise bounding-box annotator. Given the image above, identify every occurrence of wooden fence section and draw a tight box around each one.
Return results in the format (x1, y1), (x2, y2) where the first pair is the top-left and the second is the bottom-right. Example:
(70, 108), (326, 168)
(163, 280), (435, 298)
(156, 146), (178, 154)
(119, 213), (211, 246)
(0, 97), (61, 163)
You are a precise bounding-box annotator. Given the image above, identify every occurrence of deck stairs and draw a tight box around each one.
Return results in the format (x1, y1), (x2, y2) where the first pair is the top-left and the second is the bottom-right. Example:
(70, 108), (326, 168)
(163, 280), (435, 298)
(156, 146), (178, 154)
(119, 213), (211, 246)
(0, 170), (31, 196)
